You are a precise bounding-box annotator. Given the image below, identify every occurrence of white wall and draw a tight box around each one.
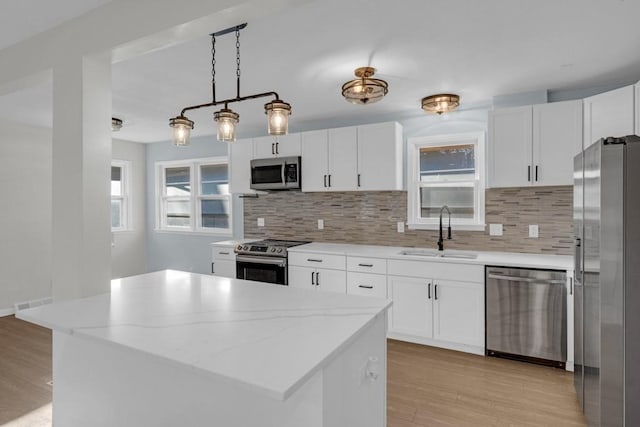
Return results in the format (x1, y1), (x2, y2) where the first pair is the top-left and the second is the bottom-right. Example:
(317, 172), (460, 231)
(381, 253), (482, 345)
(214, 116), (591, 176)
(0, 119), (52, 314)
(112, 139), (147, 279)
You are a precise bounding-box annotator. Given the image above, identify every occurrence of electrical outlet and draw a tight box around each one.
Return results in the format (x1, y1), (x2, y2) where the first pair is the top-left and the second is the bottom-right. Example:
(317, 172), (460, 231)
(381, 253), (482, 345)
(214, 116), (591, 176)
(489, 224), (503, 236)
(317, 219), (324, 230)
(529, 224), (539, 238)
(257, 218), (265, 227)
(397, 221), (405, 233)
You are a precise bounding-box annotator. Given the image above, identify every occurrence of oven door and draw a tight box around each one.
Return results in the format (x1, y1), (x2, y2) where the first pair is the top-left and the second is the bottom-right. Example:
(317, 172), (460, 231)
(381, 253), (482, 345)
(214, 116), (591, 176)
(236, 255), (288, 285)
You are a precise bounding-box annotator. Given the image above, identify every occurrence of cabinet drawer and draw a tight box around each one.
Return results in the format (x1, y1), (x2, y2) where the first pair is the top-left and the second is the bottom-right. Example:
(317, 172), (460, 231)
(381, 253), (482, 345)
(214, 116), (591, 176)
(347, 272), (387, 298)
(212, 246), (235, 261)
(387, 259), (483, 283)
(288, 252), (346, 270)
(347, 256), (387, 274)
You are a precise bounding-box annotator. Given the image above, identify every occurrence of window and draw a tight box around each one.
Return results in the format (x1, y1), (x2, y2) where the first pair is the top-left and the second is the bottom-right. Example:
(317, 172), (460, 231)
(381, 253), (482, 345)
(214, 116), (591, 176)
(156, 157), (232, 234)
(111, 160), (131, 231)
(407, 132), (485, 230)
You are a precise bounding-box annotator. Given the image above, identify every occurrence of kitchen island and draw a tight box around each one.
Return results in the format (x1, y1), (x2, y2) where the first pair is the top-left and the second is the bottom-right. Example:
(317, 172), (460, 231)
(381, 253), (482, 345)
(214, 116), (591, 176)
(17, 270), (391, 427)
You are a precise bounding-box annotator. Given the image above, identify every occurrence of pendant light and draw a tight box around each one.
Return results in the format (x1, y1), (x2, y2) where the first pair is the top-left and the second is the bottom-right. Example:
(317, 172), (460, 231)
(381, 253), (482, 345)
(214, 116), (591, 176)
(421, 94), (460, 115)
(341, 67), (388, 105)
(169, 23), (292, 146)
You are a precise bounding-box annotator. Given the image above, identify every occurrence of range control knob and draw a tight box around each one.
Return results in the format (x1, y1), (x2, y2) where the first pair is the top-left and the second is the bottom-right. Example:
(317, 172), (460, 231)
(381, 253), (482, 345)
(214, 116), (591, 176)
(277, 248), (283, 253)
(270, 248), (276, 252)
(241, 245), (247, 250)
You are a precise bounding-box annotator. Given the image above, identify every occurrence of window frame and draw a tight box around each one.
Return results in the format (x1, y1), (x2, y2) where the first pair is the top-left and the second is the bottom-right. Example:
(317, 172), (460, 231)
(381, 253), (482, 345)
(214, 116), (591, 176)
(155, 157), (232, 235)
(111, 160), (132, 232)
(407, 132), (486, 231)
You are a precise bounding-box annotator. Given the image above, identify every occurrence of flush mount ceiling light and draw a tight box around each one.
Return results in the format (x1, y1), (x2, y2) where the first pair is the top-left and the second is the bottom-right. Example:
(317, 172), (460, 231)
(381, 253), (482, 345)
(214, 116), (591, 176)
(341, 67), (389, 105)
(169, 23), (292, 145)
(111, 117), (123, 132)
(421, 94), (460, 115)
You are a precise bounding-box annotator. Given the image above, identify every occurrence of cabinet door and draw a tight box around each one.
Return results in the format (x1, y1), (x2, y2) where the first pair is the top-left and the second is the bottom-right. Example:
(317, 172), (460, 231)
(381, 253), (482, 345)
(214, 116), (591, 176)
(488, 106), (533, 188)
(328, 126), (358, 191)
(357, 122), (403, 191)
(253, 134), (301, 158)
(212, 260), (236, 279)
(288, 266), (316, 290)
(388, 276), (432, 338)
(433, 280), (483, 347)
(301, 130), (329, 192)
(533, 100), (582, 186)
(229, 138), (255, 194)
(635, 83), (640, 135)
(315, 268), (347, 294)
(583, 85), (635, 149)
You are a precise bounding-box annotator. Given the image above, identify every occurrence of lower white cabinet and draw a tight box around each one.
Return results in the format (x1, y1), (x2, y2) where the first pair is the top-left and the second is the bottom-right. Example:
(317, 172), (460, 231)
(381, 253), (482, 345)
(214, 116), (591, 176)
(388, 275), (484, 352)
(212, 260), (236, 278)
(289, 266), (346, 294)
(347, 272), (387, 298)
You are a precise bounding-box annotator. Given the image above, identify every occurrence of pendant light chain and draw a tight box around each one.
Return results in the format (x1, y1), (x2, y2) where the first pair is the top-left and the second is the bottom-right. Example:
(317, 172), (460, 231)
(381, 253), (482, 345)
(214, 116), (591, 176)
(211, 34), (217, 102)
(236, 28), (241, 98)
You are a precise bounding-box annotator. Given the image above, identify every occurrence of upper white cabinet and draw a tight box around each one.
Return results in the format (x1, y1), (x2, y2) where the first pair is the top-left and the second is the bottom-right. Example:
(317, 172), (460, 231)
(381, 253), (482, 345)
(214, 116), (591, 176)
(229, 138), (255, 194)
(357, 122), (403, 191)
(253, 133), (301, 158)
(301, 122), (403, 192)
(488, 100), (582, 188)
(583, 85), (635, 150)
(635, 82), (640, 135)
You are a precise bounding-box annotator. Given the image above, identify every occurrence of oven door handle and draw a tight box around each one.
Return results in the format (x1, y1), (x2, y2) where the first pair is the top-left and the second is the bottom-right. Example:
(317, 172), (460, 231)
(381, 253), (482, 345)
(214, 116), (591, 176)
(236, 255), (287, 267)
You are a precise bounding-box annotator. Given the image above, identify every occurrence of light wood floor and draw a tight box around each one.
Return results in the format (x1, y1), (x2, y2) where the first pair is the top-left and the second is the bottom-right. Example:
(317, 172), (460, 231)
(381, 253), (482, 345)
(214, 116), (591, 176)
(0, 316), (585, 426)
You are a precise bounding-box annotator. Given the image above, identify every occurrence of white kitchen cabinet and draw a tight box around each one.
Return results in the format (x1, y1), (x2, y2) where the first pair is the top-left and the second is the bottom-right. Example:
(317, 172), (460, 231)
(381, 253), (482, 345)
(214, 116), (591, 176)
(356, 122), (403, 191)
(229, 138), (255, 194)
(388, 276), (433, 337)
(583, 85), (635, 150)
(488, 105), (532, 188)
(489, 101), (581, 188)
(288, 266), (346, 294)
(253, 133), (301, 158)
(532, 100), (582, 185)
(211, 244), (236, 278)
(347, 272), (387, 298)
(432, 279), (484, 347)
(301, 122), (403, 192)
(635, 82), (640, 135)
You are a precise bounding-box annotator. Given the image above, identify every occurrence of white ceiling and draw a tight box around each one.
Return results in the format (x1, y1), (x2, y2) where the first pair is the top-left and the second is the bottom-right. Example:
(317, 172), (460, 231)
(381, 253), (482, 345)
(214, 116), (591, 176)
(1, 0), (640, 143)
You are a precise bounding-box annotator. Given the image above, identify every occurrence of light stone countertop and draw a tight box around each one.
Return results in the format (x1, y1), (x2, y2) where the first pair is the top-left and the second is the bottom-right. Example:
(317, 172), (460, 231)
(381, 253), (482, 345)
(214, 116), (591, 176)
(16, 270), (391, 401)
(211, 238), (257, 248)
(288, 242), (573, 271)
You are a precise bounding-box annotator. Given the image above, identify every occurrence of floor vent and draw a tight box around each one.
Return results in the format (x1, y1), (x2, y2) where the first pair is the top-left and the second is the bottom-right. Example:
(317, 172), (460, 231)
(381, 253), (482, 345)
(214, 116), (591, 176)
(14, 297), (53, 312)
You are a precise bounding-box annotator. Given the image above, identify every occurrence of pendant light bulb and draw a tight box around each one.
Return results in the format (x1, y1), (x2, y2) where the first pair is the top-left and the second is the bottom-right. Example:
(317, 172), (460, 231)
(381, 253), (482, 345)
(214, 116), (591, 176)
(214, 108), (240, 142)
(265, 99), (292, 136)
(169, 115), (194, 146)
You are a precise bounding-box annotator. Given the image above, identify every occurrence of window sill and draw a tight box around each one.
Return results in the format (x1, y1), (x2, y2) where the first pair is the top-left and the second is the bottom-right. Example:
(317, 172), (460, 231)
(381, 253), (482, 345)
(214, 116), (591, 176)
(154, 228), (234, 238)
(111, 229), (136, 234)
(407, 223), (486, 232)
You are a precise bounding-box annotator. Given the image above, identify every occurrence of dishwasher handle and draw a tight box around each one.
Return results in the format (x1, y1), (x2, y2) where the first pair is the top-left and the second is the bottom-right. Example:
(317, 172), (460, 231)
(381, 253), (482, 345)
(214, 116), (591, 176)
(487, 273), (565, 285)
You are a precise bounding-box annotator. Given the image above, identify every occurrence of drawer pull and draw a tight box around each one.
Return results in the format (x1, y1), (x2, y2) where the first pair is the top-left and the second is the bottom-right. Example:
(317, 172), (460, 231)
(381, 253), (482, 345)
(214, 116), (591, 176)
(307, 258), (323, 263)
(219, 251), (230, 255)
(358, 285), (374, 289)
(358, 263), (374, 267)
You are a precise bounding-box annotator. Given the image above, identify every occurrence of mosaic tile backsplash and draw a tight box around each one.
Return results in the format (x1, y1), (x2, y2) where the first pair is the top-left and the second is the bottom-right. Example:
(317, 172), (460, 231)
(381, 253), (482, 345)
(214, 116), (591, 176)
(243, 186), (573, 255)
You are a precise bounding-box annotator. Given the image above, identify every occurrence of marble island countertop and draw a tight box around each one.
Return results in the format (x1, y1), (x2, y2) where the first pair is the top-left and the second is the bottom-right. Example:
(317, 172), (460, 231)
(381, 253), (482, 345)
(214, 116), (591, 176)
(16, 270), (391, 401)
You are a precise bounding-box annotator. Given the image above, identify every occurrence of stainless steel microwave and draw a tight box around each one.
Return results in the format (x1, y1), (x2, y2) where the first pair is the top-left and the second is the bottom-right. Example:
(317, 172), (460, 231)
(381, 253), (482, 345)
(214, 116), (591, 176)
(250, 156), (301, 190)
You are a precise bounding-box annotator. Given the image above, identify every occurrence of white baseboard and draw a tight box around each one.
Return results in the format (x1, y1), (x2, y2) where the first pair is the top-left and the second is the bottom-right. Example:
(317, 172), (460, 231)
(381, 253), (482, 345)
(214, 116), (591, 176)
(13, 296), (53, 313)
(0, 307), (16, 317)
(387, 331), (485, 356)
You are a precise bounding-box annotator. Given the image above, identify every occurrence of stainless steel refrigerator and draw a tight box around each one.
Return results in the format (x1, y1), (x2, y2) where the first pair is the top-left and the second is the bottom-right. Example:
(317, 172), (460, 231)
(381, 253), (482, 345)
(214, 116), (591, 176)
(574, 135), (640, 426)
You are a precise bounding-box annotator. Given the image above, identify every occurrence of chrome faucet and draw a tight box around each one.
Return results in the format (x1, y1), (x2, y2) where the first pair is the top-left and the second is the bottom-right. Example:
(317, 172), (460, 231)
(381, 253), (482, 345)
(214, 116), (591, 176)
(438, 205), (452, 251)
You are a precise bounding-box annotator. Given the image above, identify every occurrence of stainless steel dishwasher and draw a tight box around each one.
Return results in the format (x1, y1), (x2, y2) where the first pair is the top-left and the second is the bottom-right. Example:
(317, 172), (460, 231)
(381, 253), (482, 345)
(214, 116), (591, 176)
(486, 266), (567, 368)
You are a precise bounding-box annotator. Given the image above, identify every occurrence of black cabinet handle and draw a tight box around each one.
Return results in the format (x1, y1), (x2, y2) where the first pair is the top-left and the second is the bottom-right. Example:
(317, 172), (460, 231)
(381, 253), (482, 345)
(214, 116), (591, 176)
(358, 285), (373, 289)
(535, 165), (539, 182)
(316, 272), (320, 286)
(324, 175), (327, 188)
(307, 258), (323, 263)
(570, 277), (573, 295)
(434, 284), (438, 300)
(527, 165), (531, 182)
(276, 142), (279, 155)
(328, 174), (332, 187)
(311, 271), (315, 285)
(271, 143), (275, 155)
(358, 263), (373, 267)
(428, 283), (431, 299)
(357, 173), (361, 187)
(211, 262), (215, 274)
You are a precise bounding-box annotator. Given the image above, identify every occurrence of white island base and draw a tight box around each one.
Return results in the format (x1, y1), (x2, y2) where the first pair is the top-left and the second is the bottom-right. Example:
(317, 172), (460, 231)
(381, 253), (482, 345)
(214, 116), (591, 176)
(18, 271), (390, 427)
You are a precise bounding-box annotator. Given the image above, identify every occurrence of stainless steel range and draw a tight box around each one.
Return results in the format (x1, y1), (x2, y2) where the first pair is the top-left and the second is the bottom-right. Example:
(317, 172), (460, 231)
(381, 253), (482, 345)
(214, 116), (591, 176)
(235, 239), (310, 285)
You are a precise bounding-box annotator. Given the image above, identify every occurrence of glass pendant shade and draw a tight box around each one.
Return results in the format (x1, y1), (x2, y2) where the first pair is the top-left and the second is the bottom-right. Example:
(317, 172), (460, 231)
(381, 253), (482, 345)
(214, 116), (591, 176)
(264, 99), (292, 136)
(111, 117), (123, 132)
(421, 94), (460, 115)
(342, 67), (388, 105)
(214, 108), (240, 142)
(169, 115), (195, 146)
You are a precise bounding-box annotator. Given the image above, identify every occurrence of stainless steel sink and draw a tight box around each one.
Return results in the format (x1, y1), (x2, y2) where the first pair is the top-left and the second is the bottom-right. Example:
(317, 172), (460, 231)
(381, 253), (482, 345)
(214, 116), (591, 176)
(398, 250), (478, 259)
